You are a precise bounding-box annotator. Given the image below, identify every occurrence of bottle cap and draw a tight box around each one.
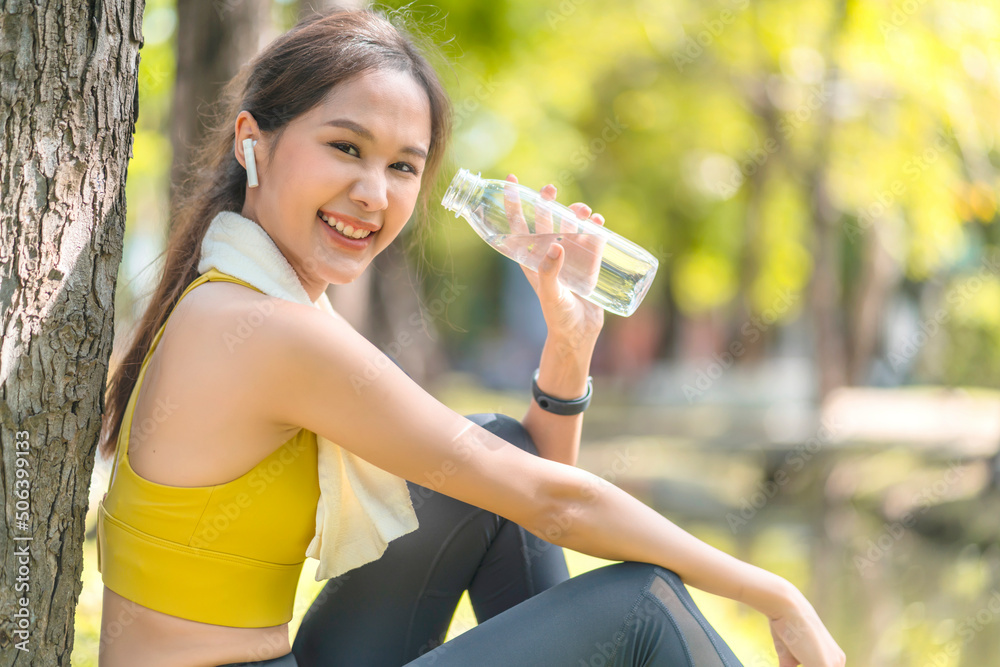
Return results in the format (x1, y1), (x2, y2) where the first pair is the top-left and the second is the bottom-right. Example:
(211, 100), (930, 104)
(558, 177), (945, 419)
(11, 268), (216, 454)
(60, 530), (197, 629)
(441, 168), (482, 218)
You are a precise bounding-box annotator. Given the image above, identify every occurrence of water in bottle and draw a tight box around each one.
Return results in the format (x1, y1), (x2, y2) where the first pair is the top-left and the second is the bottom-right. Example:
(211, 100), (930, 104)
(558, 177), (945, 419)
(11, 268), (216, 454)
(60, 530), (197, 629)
(441, 168), (658, 317)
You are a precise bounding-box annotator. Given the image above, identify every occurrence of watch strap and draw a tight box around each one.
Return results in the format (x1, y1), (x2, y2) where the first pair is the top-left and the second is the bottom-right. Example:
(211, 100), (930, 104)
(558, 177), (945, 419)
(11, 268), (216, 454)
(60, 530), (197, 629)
(531, 368), (593, 415)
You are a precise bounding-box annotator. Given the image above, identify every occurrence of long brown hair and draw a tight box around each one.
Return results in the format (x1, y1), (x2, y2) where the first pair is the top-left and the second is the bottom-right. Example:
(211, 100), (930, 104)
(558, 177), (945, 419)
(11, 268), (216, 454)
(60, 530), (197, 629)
(99, 7), (454, 460)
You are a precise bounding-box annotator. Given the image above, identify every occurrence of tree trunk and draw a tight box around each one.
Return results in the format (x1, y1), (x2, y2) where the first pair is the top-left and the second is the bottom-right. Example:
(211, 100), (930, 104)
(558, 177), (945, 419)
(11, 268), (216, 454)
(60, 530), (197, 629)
(300, 0), (363, 18)
(809, 171), (849, 397)
(847, 224), (899, 384)
(806, 0), (849, 401)
(0, 1), (144, 664)
(327, 241), (450, 387)
(169, 0), (273, 219)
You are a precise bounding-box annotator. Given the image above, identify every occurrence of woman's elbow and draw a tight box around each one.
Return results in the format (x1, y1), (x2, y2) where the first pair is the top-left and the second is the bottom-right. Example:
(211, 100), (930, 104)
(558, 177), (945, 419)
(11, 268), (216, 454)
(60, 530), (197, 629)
(521, 464), (599, 547)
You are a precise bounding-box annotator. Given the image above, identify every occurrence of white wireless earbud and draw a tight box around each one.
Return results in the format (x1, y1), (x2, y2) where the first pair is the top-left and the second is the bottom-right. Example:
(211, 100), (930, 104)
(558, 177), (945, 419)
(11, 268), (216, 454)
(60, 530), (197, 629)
(243, 137), (259, 188)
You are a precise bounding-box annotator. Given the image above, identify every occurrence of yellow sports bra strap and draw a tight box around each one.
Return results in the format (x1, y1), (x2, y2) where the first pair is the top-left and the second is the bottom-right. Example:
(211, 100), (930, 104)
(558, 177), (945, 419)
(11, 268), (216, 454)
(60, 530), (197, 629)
(108, 270), (258, 490)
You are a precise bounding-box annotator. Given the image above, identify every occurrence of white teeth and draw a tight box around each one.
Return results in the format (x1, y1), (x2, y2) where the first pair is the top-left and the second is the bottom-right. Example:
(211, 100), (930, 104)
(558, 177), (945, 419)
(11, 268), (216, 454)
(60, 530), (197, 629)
(319, 212), (371, 239)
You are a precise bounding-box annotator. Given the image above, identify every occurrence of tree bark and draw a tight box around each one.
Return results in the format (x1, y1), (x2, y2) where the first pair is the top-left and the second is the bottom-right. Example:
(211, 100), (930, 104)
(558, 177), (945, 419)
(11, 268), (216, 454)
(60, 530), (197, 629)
(0, 1), (144, 664)
(169, 0), (273, 219)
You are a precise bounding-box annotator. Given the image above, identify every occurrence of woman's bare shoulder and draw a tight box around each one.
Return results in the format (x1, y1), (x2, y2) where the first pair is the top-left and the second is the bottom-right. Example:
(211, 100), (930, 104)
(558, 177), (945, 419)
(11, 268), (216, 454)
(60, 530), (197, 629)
(164, 279), (355, 391)
(124, 281), (317, 482)
(169, 280), (317, 347)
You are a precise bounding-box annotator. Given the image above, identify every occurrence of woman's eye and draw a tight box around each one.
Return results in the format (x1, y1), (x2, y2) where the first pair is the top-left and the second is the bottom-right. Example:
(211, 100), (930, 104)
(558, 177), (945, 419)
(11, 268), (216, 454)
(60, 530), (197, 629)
(329, 142), (359, 157)
(329, 142), (419, 176)
(393, 162), (420, 176)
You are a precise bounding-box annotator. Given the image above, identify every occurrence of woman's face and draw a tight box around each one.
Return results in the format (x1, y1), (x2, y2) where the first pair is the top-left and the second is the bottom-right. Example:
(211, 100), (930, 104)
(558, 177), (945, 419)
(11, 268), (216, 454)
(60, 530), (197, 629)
(235, 68), (432, 301)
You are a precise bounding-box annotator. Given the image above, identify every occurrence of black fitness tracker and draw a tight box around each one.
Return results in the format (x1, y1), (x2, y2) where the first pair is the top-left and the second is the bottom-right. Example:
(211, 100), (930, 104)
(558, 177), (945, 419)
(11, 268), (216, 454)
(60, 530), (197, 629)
(531, 368), (593, 415)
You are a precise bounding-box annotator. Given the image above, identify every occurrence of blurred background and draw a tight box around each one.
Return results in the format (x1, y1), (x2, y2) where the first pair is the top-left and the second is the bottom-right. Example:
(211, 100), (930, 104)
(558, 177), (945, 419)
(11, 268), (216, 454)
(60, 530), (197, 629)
(77, 0), (1000, 664)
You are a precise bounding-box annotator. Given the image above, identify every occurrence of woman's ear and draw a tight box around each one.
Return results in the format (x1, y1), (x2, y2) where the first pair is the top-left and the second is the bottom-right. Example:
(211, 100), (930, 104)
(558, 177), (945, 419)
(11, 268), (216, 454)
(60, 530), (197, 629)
(234, 110), (262, 170)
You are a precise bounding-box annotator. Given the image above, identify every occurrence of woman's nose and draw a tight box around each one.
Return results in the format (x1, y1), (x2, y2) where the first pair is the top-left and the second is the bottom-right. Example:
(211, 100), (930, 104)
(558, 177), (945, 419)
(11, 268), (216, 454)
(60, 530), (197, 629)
(350, 169), (389, 211)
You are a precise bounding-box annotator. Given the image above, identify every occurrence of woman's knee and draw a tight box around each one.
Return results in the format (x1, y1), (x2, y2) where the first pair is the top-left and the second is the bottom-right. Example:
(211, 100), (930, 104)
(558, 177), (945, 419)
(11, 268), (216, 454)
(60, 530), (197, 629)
(463, 413), (539, 456)
(620, 562), (744, 666)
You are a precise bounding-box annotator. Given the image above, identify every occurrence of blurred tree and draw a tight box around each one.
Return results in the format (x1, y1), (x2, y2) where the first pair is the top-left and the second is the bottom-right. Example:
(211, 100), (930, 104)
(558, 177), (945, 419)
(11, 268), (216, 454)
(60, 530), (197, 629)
(384, 0), (999, 394)
(300, 0), (362, 16)
(117, 0), (1000, 393)
(169, 0), (275, 220)
(0, 0), (144, 662)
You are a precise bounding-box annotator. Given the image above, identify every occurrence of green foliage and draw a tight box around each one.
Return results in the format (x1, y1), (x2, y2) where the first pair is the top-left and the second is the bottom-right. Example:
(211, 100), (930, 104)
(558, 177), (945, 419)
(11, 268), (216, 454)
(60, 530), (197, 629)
(943, 273), (1000, 385)
(118, 0), (1000, 383)
(378, 0), (999, 386)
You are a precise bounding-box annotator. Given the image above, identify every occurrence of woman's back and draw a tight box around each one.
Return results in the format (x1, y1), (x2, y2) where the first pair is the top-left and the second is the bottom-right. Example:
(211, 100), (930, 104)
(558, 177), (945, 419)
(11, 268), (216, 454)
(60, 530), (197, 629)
(99, 273), (320, 666)
(126, 278), (302, 486)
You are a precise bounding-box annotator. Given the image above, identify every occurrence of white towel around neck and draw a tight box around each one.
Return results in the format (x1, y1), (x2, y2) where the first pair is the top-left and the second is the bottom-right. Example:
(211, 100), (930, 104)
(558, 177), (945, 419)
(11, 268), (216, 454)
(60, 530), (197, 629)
(197, 209), (419, 581)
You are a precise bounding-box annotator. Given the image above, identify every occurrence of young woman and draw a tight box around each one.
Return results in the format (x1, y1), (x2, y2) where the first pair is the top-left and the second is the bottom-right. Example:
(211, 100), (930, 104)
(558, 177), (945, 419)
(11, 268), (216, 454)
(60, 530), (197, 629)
(97, 7), (845, 667)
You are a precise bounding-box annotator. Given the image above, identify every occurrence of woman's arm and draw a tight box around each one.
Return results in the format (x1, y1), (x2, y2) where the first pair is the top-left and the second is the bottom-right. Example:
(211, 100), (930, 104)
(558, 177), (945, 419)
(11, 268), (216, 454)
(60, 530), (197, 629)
(519, 333), (594, 465)
(544, 475), (844, 665)
(247, 298), (842, 666)
(511, 180), (605, 467)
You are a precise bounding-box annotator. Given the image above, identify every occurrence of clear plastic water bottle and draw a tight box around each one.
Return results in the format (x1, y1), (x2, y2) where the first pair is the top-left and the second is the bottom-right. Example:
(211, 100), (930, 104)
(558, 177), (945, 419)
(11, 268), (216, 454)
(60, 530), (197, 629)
(441, 168), (659, 317)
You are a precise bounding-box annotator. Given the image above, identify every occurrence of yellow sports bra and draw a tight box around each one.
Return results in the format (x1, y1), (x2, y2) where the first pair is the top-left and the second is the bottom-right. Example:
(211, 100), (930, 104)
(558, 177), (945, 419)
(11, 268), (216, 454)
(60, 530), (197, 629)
(97, 268), (321, 628)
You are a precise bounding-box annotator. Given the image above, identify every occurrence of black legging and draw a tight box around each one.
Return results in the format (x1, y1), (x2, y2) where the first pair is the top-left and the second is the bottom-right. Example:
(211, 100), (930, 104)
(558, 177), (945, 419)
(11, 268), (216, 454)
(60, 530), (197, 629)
(291, 413), (745, 667)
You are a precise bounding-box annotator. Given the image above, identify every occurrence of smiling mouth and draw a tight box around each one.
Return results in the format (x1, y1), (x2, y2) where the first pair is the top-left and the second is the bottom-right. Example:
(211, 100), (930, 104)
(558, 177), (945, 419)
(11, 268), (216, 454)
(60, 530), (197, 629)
(318, 211), (374, 239)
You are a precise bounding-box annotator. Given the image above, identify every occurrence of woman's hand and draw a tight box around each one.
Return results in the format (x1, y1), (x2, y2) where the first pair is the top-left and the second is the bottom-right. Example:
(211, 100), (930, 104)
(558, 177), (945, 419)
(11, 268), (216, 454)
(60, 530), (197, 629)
(766, 587), (846, 667)
(504, 174), (606, 348)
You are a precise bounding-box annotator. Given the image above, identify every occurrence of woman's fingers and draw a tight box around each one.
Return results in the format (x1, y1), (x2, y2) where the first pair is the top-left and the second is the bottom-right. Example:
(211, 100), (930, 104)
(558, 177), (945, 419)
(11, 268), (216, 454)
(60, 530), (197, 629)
(504, 179), (606, 280)
(536, 242), (566, 306)
(504, 174), (528, 235)
(769, 609), (846, 667)
(585, 212), (607, 260)
(562, 202), (586, 236)
(537, 183), (555, 236)
(560, 204), (605, 272)
(571, 202), (592, 219)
